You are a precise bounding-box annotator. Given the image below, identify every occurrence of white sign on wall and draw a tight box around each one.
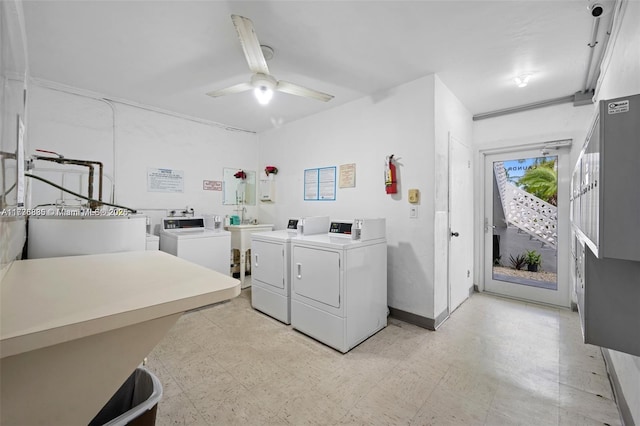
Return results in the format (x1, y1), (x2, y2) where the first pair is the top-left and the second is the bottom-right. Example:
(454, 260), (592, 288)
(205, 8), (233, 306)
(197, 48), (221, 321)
(147, 168), (184, 193)
(203, 180), (222, 191)
(339, 163), (356, 188)
(304, 166), (336, 201)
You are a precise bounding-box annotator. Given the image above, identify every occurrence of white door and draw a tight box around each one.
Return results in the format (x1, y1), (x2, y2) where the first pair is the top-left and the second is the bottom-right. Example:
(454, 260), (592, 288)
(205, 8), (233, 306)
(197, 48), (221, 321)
(252, 240), (284, 290)
(483, 148), (570, 307)
(448, 136), (474, 313)
(292, 245), (341, 308)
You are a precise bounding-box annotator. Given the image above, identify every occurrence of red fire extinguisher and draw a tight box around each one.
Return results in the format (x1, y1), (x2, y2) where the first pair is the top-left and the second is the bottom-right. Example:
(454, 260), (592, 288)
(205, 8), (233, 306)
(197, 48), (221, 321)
(385, 154), (397, 194)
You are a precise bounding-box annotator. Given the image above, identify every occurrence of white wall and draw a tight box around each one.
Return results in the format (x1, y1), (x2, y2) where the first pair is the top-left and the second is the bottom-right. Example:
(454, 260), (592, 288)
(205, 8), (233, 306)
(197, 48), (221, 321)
(27, 84), (258, 234)
(28, 87), (115, 207)
(0, 0), (29, 276)
(258, 75), (440, 318)
(433, 76), (473, 317)
(474, 102), (593, 163)
(592, 0), (640, 422)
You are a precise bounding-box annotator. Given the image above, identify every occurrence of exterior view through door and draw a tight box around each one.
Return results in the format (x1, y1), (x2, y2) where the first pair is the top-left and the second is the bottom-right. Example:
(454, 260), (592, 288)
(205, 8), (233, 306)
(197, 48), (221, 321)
(484, 146), (570, 307)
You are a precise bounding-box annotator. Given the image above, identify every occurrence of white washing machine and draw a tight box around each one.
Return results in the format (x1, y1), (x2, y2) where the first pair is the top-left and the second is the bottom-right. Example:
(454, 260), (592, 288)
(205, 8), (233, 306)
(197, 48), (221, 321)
(28, 215), (147, 259)
(251, 216), (330, 324)
(290, 218), (387, 353)
(159, 216), (231, 275)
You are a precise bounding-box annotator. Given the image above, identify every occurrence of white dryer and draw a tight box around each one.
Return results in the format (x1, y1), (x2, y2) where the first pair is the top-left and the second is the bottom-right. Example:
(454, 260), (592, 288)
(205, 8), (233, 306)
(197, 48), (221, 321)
(159, 217), (231, 275)
(290, 218), (387, 353)
(251, 216), (330, 324)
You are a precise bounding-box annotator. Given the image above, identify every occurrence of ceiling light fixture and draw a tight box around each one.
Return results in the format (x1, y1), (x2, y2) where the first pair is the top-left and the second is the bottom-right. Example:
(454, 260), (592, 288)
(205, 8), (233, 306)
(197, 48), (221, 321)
(515, 74), (532, 88)
(254, 86), (274, 105)
(251, 73), (277, 105)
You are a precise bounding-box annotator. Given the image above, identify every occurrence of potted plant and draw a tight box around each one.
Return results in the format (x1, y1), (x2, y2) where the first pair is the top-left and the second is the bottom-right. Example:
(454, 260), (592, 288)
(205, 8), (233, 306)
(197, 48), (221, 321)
(509, 253), (527, 270)
(525, 249), (542, 272)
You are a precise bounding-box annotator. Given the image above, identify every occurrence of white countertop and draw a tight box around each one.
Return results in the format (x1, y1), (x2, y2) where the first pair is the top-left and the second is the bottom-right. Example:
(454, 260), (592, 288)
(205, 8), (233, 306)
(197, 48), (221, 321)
(0, 250), (240, 358)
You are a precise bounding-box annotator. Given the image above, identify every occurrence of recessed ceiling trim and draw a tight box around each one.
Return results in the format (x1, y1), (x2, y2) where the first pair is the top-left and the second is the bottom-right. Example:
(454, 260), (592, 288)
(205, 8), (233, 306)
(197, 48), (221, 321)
(30, 78), (256, 133)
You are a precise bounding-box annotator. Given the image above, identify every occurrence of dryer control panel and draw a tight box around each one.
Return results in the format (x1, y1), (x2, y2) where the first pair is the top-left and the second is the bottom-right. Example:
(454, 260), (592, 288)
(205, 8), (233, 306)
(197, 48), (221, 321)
(329, 218), (386, 241)
(329, 221), (352, 236)
(162, 217), (205, 232)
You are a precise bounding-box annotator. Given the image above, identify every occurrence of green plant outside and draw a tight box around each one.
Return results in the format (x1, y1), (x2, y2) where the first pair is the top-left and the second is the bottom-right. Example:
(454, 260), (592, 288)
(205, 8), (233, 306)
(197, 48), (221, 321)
(518, 159), (558, 206)
(524, 249), (542, 266)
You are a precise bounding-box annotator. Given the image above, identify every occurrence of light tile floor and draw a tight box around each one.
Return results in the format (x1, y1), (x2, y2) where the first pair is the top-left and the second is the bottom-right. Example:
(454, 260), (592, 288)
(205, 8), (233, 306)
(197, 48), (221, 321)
(146, 288), (621, 426)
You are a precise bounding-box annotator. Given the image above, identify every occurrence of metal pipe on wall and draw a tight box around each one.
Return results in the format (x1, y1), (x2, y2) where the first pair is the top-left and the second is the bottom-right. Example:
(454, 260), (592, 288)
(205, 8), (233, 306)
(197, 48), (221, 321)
(581, 17), (601, 94)
(32, 155), (105, 209)
(586, 12), (615, 92)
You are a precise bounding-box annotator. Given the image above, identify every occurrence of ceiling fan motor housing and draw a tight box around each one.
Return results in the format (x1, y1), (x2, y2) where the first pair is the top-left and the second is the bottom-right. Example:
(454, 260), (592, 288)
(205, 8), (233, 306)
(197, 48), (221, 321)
(251, 73), (277, 91)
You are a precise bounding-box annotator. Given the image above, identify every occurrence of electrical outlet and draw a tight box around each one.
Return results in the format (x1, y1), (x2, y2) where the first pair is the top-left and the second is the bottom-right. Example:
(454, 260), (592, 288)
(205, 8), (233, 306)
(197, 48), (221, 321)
(409, 205), (418, 218)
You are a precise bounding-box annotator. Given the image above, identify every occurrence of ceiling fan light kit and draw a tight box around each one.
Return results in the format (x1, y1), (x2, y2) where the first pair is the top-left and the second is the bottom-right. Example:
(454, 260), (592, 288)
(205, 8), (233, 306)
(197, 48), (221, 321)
(206, 14), (334, 105)
(251, 73), (276, 105)
(254, 87), (274, 105)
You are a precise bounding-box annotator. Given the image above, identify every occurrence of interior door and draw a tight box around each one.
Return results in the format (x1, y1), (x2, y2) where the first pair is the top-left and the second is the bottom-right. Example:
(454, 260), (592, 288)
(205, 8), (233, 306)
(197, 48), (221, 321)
(448, 136), (474, 313)
(483, 148), (569, 306)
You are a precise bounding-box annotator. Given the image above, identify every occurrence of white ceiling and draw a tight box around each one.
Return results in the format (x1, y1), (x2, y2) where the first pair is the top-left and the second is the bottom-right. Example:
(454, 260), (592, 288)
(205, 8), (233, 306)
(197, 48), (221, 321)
(21, 1), (608, 133)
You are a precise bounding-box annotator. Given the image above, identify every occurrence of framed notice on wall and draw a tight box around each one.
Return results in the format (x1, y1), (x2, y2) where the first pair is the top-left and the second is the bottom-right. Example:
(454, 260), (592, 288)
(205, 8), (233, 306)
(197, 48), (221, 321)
(339, 163), (356, 188)
(304, 166), (336, 201)
(147, 168), (184, 193)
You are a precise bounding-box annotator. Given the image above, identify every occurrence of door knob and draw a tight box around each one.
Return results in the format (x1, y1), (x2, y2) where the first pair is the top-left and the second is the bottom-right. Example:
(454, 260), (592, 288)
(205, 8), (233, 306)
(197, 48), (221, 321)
(451, 232), (459, 237)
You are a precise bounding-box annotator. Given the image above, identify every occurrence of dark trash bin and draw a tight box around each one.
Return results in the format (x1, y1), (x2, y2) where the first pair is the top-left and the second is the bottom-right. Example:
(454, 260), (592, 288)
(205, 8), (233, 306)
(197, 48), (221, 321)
(493, 234), (501, 264)
(89, 367), (163, 426)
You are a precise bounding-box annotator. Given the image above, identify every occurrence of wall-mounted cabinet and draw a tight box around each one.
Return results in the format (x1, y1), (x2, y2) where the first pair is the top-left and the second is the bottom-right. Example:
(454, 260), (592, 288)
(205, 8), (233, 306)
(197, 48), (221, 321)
(571, 94), (640, 357)
(571, 93), (640, 262)
(260, 179), (275, 202)
(574, 239), (640, 356)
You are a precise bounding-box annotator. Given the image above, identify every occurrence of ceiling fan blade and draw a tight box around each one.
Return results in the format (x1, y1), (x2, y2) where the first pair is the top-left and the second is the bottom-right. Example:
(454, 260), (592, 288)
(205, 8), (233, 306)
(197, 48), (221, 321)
(231, 14), (269, 75)
(206, 82), (252, 98)
(276, 80), (334, 102)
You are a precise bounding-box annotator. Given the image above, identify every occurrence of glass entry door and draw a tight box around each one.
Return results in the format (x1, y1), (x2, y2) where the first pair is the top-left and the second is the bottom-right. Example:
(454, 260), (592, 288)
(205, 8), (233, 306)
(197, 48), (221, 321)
(483, 148), (570, 307)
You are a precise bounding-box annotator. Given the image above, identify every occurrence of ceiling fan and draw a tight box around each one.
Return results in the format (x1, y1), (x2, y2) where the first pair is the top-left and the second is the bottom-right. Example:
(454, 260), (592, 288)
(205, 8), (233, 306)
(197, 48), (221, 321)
(206, 14), (334, 105)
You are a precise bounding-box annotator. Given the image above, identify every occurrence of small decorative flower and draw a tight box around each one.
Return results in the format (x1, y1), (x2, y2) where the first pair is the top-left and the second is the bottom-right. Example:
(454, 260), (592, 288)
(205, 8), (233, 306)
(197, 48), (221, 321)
(265, 166), (278, 176)
(234, 170), (246, 179)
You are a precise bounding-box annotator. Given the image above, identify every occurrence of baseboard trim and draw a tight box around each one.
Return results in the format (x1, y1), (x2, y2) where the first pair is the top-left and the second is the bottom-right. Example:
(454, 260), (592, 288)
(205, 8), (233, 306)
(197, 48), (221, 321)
(433, 308), (449, 330)
(601, 348), (633, 426)
(389, 307), (445, 331)
(570, 301), (578, 312)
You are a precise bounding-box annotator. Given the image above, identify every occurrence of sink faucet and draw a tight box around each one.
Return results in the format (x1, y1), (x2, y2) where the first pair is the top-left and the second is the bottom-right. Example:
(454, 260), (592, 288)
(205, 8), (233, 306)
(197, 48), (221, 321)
(234, 205), (247, 224)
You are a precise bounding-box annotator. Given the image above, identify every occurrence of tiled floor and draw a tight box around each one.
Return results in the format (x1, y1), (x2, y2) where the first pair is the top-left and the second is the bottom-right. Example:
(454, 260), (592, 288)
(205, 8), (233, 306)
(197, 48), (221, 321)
(146, 288), (621, 425)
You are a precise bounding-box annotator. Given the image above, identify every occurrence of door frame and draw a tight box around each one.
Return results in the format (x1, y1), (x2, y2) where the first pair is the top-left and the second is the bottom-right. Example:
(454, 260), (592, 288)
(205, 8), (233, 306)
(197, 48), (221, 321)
(476, 140), (573, 308)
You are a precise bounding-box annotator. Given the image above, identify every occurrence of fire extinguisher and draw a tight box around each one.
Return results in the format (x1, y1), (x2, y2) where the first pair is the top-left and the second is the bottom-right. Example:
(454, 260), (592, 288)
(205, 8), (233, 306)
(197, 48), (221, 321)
(385, 154), (397, 194)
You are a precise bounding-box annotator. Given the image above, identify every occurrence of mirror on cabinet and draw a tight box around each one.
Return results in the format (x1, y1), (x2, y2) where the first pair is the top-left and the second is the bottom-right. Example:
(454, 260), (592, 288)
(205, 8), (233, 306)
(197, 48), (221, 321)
(223, 168), (256, 205)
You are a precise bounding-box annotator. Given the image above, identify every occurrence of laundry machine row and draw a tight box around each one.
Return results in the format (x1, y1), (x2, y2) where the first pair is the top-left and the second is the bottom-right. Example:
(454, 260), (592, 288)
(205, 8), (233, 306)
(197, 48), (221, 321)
(250, 216), (330, 324)
(251, 217), (388, 353)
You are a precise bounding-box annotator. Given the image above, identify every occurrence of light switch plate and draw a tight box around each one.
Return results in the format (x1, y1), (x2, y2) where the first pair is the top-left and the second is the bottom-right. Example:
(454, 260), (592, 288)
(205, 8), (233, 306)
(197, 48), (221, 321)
(409, 205), (418, 218)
